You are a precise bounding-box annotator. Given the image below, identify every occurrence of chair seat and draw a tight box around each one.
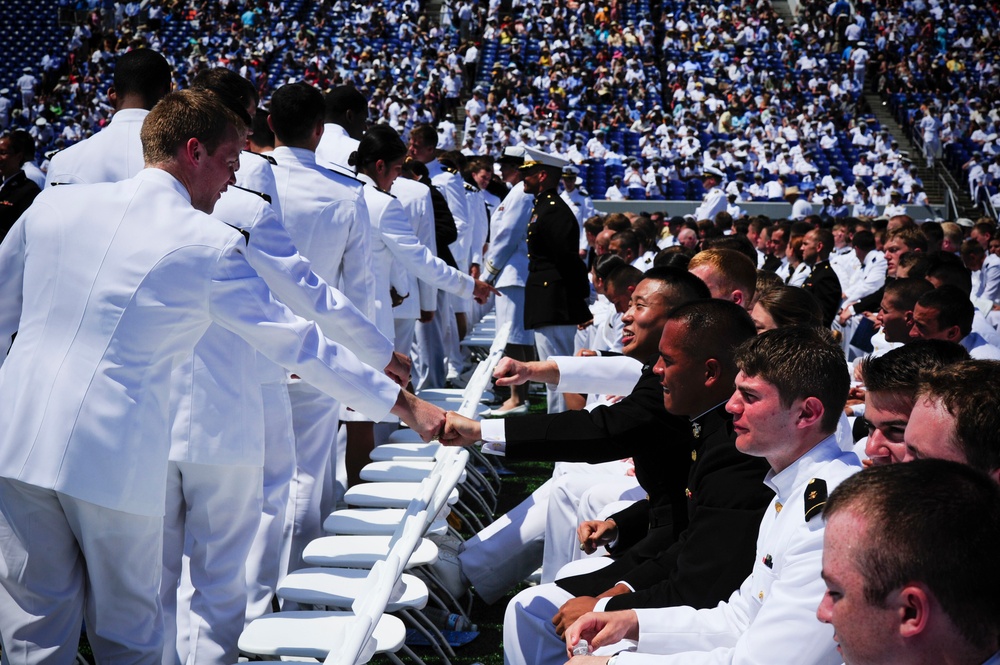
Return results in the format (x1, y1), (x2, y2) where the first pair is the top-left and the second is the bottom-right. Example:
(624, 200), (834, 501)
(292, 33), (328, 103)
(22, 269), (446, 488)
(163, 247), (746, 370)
(302, 535), (438, 568)
(345, 482), (459, 509)
(238, 610), (405, 659)
(370, 442), (441, 461)
(360, 460), (468, 484)
(416, 388), (495, 402)
(385, 429), (431, 443)
(278, 569), (428, 612)
(323, 507), (448, 536)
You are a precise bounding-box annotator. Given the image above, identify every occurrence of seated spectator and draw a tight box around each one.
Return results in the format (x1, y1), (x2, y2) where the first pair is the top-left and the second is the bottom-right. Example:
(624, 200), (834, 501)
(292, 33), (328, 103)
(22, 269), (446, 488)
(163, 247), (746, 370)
(903, 359), (1000, 480)
(817, 460), (1000, 665)
(564, 326), (860, 665)
(910, 285), (1000, 359)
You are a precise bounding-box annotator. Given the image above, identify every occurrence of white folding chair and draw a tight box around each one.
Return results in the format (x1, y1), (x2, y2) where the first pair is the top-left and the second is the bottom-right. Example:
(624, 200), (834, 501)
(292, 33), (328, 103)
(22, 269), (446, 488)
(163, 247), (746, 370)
(238, 556), (406, 662)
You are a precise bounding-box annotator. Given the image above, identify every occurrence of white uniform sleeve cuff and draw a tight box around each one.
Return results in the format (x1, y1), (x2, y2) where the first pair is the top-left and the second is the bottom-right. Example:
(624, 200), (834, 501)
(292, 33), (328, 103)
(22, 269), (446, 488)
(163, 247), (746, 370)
(480, 418), (507, 443)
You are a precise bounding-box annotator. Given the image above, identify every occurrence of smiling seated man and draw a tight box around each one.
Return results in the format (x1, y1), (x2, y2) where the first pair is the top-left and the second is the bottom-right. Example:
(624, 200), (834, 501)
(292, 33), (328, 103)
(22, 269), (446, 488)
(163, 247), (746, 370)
(500, 300), (774, 665)
(564, 325), (861, 665)
(856, 340), (969, 465)
(817, 461), (1000, 665)
(435, 268), (713, 604)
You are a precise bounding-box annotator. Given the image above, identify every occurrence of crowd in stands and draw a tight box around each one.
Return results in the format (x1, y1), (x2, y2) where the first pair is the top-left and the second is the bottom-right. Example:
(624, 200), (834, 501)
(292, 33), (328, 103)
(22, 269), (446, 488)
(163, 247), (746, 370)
(867, 0), (1000, 211)
(0, 0), (956, 211)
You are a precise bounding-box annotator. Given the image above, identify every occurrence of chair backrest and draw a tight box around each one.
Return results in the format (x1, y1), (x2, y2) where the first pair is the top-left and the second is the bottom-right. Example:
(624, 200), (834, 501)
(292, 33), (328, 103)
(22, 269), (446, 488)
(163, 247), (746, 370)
(426, 448), (469, 525)
(457, 322), (511, 417)
(329, 554), (402, 665)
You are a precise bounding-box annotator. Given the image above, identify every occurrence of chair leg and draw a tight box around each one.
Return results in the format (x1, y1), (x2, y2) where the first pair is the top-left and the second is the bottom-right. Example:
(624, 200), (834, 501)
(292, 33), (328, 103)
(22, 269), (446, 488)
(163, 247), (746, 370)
(399, 608), (455, 663)
(397, 643), (431, 665)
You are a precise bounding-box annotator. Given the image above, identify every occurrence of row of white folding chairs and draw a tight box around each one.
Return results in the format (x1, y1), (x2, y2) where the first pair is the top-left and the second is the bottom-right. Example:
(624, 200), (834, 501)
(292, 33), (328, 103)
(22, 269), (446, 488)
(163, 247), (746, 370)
(236, 321), (510, 662)
(237, 465), (455, 663)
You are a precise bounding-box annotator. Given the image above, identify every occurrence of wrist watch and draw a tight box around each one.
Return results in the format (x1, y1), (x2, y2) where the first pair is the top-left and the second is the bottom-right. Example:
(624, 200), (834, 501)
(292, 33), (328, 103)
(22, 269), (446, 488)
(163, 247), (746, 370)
(608, 653), (621, 665)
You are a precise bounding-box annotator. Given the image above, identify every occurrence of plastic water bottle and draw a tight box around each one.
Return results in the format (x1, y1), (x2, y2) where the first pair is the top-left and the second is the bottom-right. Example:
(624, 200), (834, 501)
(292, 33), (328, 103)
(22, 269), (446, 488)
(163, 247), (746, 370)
(572, 639), (592, 656)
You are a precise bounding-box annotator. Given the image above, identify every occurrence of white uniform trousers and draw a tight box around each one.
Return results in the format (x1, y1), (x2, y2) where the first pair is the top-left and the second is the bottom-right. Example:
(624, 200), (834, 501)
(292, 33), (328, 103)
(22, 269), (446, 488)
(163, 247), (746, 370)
(495, 285), (532, 345)
(285, 383), (340, 577)
(542, 467), (641, 582)
(162, 461), (263, 665)
(533, 324), (579, 413)
(413, 291), (452, 390)
(458, 461), (628, 603)
(0, 477), (164, 664)
(394, 317), (417, 357)
(503, 557), (614, 665)
(245, 382), (296, 624)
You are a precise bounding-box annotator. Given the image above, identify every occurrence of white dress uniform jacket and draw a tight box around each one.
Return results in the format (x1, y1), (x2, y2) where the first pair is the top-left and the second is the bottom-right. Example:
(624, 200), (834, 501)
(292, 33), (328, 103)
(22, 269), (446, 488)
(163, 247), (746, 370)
(617, 435), (859, 665)
(0, 168), (398, 516)
(44, 108), (149, 186)
(315, 123), (359, 174)
(483, 181), (533, 287)
(357, 173), (474, 340)
(170, 186), (395, 467)
(427, 161), (472, 271)
(842, 250), (886, 303)
(694, 186), (727, 221)
(270, 145), (378, 324)
(561, 187), (596, 252)
(391, 176), (439, 319)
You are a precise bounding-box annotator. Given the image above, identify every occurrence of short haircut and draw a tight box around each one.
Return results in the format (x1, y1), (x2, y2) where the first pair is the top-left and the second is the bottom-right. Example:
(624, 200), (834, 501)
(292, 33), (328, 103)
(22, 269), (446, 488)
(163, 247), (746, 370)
(973, 221), (996, 239)
(884, 277), (933, 310)
(409, 123), (438, 149)
(8, 130), (34, 165)
(920, 221), (943, 248)
(754, 269), (783, 298)
(886, 226), (928, 252)
(190, 67), (258, 127)
(268, 82), (324, 144)
(824, 460), (1000, 651)
(896, 252), (930, 279)
(926, 253), (972, 294)
(141, 89), (245, 165)
(664, 299), (756, 373)
(809, 228), (834, 260)
(689, 248), (758, 303)
(702, 234), (758, 265)
(583, 215), (605, 236)
(916, 285), (974, 338)
(653, 246), (692, 270)
(250, 107), (274, 148)
(860, 340), (969, 412)
(114, 48), (172, 109)
(917, 360), (1000, 474)
(324, 85), (367, 121)
(603, 213), (631, 232)
(642, 266), (712, 304)
(610, 229), (640, 258)
(631, 216), (657, 250)
(852, 229), (875, 252)
(604, 262), (643, 293)
(593, 253), (626, 280)
(940, 221), (964, 246)
(735, 326), (849, 432)
(754, 285), (824, 329)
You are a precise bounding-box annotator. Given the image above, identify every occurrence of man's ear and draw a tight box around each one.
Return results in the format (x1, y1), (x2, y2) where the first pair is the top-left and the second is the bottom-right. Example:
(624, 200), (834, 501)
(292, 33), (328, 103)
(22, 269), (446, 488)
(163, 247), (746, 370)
(895, 584), (932, 640)
(703, 358), (722, 387)
(796, 396), (825, 429)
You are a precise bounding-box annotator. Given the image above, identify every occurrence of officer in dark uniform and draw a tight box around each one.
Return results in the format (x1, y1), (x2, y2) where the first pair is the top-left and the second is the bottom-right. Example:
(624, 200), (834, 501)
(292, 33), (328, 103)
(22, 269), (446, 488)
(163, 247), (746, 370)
(800, 227), (843, 327)
(520, 147), (591, 412)
(0, 132), (40, 241)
